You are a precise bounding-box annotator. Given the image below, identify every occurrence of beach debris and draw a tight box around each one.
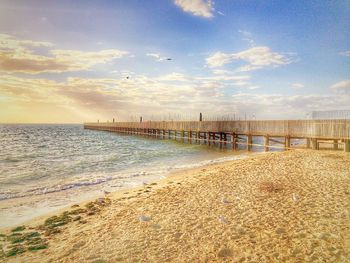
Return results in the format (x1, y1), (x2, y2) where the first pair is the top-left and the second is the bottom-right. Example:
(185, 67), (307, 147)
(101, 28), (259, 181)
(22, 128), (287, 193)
(69, 208), (87, 215)
(217, 247), (233, 258)
(5, 245), (26, 257)
(73, 216), (81, 221)
(221, 197), (230, 204)
(103, 190), (111, 195)
(218, 215), (229, 224)
(139, 215), (151, 222)
(44, 212), (71, 228)
(275, 227), (286, 235)
(87, 211), (95, 216)
(292, 193), (300, 202)
(1, 231), (48, 257)
(11, 226), (26, 232)
(259, 181), (283, 193)
(0, 196), (114, 258)
(28, 244), (48, 251)
(7, 234), (25, 244)
(97, 197), (106, 204)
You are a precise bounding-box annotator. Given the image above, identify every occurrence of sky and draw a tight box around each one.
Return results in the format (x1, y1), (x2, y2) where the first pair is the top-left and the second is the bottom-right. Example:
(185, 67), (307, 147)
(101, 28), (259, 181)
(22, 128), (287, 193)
(0, 0), (349, 123)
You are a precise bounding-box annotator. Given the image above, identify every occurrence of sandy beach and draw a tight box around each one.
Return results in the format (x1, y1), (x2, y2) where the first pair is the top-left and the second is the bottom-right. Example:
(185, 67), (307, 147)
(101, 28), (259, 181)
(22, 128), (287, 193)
(1, 150), (349, 262)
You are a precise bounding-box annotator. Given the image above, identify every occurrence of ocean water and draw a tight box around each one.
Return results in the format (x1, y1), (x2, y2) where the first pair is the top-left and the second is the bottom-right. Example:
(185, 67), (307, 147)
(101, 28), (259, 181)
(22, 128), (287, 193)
(0, 124), (247, 227)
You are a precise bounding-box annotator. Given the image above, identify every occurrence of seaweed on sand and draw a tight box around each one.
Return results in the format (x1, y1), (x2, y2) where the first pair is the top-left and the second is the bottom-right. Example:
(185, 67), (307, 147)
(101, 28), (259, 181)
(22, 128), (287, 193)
(6, 245), (26, 257)
(44, 212), (72, 228)
(11, 226), (26, 232)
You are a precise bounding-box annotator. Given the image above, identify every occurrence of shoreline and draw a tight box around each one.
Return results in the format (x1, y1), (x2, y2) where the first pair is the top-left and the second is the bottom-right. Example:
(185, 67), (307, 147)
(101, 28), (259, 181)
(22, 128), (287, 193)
(0, 150), (257, 232)
(1, 149), (349, 262)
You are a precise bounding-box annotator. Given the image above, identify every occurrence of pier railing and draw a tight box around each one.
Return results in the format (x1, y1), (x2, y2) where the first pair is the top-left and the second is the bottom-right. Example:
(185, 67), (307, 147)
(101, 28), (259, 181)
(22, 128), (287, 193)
(84, 120), (350, 152)
(85, 120), (350, 139)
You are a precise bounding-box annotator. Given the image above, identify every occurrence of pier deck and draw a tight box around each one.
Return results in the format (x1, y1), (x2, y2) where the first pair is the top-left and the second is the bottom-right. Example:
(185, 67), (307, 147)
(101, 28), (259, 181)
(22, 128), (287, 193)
(84, 120), (350, 152)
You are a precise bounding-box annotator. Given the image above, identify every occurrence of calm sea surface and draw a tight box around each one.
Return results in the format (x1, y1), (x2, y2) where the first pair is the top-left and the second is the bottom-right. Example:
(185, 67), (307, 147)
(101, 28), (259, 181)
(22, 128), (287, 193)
(0, 124), (247, 227)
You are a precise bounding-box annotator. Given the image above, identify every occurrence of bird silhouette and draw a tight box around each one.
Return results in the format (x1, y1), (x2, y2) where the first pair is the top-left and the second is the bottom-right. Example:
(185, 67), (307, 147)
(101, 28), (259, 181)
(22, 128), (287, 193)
(166, 58), (172, 61)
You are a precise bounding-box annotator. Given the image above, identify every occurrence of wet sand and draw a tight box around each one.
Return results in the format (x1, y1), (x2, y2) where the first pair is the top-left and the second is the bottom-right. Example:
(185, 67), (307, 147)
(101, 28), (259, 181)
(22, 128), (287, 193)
(1, 150), (349, 262)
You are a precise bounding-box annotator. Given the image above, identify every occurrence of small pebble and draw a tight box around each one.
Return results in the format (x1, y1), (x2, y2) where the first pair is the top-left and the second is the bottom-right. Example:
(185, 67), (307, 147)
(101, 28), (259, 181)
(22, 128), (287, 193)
(292, 193), (300, 202)
(221, 197), (230, 204)
(218, 215), (229, 224)
(139, 215), (151, 222)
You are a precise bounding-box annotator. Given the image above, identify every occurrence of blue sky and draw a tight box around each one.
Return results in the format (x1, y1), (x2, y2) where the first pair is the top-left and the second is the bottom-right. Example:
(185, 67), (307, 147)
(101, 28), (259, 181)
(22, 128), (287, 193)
(0, 0), (349, 122)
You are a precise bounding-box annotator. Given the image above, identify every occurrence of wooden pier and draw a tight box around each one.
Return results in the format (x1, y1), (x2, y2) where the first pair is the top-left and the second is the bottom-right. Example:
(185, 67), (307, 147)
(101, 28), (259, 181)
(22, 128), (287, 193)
(84, 120), (350, 152)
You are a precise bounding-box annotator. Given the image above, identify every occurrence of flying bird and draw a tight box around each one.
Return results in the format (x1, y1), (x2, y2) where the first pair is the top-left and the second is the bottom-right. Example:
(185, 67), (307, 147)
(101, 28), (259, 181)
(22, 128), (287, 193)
(166, 58), (172, 61)
(126, 76), (130, 79)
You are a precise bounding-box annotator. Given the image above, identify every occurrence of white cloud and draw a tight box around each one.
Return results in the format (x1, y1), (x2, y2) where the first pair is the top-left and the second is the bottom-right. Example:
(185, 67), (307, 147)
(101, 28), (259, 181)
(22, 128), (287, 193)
(239, 30), (255, 47)
(339, 50), (350, 57)
(157, 72), (189, 81)
(197, 75), (250, 82)
(146, 53), (171, 62)
(330, 79), (350, 94)
(174, 0), (214, 18)
(206, 52), (233, 67)
(146, 53), (161, 60)
(212, 69), (231, 75)
(291, 83), (304, 89)
(206, 46), (294, 71)
(0, 34), (128, 74)
(0, 33), (53, 49)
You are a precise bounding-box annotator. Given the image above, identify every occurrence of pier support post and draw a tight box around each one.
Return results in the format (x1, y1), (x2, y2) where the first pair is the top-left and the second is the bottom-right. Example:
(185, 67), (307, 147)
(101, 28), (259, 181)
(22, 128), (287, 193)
(333, 139), (338, 150)
(219, 133), (223, 148)
(345, 140), (350, 152)
(189, 131), (192, 143)
(311, 138), (318, 150)
(247, 134), (252, 151)
(264, 135), (269, 152)
(231, 133), (237, 150)
(285, 136), (291, 150)
(306, 138), (311, 148)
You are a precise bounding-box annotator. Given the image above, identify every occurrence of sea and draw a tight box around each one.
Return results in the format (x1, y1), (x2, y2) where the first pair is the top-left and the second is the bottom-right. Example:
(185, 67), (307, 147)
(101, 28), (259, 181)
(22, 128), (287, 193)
(0, 124), (253, 228)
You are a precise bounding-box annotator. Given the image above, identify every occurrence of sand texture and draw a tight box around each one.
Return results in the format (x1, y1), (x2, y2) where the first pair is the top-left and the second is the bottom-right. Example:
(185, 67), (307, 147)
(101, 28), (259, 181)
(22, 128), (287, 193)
(1, 150), (350, 262)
